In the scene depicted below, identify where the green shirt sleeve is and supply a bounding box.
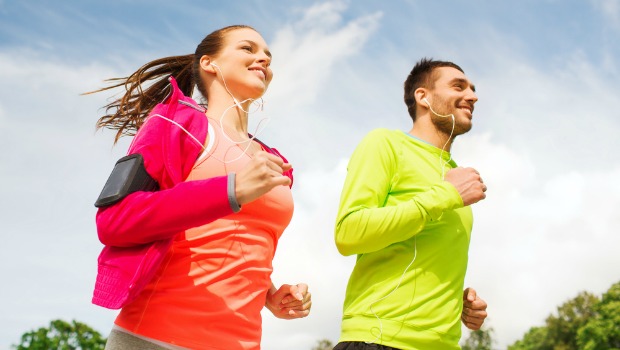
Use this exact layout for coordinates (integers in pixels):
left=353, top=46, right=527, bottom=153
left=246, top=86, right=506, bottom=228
left=334, top=129, right=463, bottom=256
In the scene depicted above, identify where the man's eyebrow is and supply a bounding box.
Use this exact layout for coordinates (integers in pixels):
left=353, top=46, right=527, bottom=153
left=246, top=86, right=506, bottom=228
left=239, top=40, right=272, bottom=58
left=451, top=77, right=476, bottom=92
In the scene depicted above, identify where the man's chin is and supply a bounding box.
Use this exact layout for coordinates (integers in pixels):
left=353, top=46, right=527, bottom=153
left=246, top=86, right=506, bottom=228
left=455, top=123, right=472, bottom=135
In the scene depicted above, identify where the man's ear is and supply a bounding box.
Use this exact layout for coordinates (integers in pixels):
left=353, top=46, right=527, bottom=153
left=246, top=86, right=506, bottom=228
left=415, top=88, right=428, bottom=107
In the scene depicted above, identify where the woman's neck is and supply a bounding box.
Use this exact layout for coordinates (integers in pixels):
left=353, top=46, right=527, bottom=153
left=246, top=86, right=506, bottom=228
left=205, top=85, right=261, bottom=138
left=207, top=100, right=250, bottom=138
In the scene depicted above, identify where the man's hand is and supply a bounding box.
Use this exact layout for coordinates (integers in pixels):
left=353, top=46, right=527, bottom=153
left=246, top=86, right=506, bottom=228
left=444, top=167, right=487, bottom=206
left=462, top=287, right=488, bottom=330
left=265, top=283, right=312, bottom=320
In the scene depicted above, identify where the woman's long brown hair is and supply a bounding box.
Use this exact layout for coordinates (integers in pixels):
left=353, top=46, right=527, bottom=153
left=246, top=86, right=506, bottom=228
left=86, top=25, right=254, bottom=144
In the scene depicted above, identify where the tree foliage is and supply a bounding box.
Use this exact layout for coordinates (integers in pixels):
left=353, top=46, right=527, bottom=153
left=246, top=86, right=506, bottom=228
left=462, top=327, right=494, bottom=350
left=509, top=327, right=550, bottom=350
left=508, top=281, right=620, bottom=350
left=545, top=291, right=599, bottom=349
left=577, top=281, right=620, bottom=350
left=12, top=319, right=106, bottom=350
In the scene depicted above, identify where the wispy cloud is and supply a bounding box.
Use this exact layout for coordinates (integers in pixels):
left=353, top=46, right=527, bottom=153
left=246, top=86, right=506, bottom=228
left=592, top=0, right=620, bottom=29
left=267, top=1, right=382, bottom=105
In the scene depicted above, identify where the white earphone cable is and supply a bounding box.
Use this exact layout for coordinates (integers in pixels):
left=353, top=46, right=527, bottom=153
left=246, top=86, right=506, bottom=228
left=424, top=98, right=455, bottom=179
left=209, top=62, right=271, bottom=163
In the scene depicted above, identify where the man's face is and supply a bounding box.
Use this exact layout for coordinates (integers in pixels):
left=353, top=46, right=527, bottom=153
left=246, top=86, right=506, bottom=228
left=428, top=67, right=478, bottom=136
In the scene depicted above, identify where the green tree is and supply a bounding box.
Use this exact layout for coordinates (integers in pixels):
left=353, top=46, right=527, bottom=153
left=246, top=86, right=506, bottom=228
left=508, top=327, right=553, bottom=350
left=508, top=326, right=550, bottom=350
left=577, top=281, right=620, bottom=350
left=312, top=339, right=334, bottom=350
left=462, top=327, right=494, bottom=350
left=507, top=291, right=599, bottom=350
left=12, top=319, right=106, bottom=350
left=508, top=282, right=620, bottom=350
left=544, top=291, right=599, bottom=350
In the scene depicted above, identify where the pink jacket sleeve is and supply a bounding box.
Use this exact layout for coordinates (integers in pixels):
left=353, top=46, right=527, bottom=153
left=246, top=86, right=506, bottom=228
left=96, top=176, right=232, bottom=247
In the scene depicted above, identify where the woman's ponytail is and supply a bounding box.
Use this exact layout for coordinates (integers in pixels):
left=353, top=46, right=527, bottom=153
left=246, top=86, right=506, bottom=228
left=87, top=54, right=194, bottom=144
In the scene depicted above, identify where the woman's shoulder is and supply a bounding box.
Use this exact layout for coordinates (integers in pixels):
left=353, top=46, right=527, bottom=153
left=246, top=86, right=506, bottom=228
left=133, top=96, right=207, bottom=147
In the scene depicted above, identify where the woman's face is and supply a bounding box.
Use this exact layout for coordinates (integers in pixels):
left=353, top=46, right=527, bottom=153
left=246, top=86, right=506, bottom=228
left=209, top=28, right=273, bottom=101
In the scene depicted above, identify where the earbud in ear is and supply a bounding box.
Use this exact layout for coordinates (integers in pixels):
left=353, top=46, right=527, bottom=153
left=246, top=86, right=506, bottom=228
left=422, top=97, right=430, bottom=107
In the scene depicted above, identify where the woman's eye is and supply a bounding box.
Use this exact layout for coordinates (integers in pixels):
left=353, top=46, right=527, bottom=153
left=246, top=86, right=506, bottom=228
left=242, top=46, right=253, bottom=52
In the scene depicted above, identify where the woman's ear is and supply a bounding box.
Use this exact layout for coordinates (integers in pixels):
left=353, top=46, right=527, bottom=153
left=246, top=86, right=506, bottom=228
left=200, top=55, right=216, bottom=74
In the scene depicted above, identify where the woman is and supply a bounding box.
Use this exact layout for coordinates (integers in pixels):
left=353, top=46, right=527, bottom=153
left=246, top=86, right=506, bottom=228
left=90, top=25, right=311, bottom=350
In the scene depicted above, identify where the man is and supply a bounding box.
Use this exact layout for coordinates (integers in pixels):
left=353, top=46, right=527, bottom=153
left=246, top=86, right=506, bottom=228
left=334, top=58, right=488, bottom=350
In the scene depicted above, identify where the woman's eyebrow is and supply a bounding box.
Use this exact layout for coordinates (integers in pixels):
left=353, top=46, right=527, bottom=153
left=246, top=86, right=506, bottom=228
left=238, top=40, right=272, bottom=58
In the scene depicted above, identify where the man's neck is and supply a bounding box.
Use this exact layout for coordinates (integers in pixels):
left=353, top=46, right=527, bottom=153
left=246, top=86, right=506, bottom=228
left=408, top=120, right=453, bottom=152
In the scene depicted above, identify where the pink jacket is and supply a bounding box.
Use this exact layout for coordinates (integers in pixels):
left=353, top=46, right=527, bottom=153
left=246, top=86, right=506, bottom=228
left=94, top=77, right=218, bottom=309
left=93, top=77, right=293, bottom=309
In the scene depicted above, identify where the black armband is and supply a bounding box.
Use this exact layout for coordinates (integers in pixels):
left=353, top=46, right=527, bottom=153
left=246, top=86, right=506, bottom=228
left=94, top=154, right=159, bottom=208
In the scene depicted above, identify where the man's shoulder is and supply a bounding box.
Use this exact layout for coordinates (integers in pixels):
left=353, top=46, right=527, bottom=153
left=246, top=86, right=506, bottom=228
left=350, top=129, right=405, bottom=161
left=363, top=128, right=403, bottom=140
left=358, top=128, right=406, bottom=148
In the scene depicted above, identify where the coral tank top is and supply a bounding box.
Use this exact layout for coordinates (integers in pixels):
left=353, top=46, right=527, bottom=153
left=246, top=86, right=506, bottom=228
left=115, top=119, right=294, bottom=350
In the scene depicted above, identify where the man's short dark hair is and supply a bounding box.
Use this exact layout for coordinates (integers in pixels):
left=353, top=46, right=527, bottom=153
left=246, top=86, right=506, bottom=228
left=403, top=58, right=464, bottom=121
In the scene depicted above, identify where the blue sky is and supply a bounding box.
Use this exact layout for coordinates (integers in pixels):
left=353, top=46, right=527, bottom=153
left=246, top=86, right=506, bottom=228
left=1, top=1, right=619, bottom=349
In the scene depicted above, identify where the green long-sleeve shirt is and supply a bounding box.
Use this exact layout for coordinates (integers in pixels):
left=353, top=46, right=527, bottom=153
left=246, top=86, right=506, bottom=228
left=335, top=128, right=473, bottom=350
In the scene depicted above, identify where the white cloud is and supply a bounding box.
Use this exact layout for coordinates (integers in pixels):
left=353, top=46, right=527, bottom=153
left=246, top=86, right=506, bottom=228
left=456, top=134, right=620, bottom=348
left=266, top=3, right=382, bottom=106
left=453, top=133, right=538, bottom=199
left=298, top=0, right=348, bottom=29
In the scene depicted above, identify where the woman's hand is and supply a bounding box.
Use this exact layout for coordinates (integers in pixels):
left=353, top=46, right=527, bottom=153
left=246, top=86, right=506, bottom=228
left=265, top=283, right=312, bottom=320
left=235, top=151, right=292, bottom=205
